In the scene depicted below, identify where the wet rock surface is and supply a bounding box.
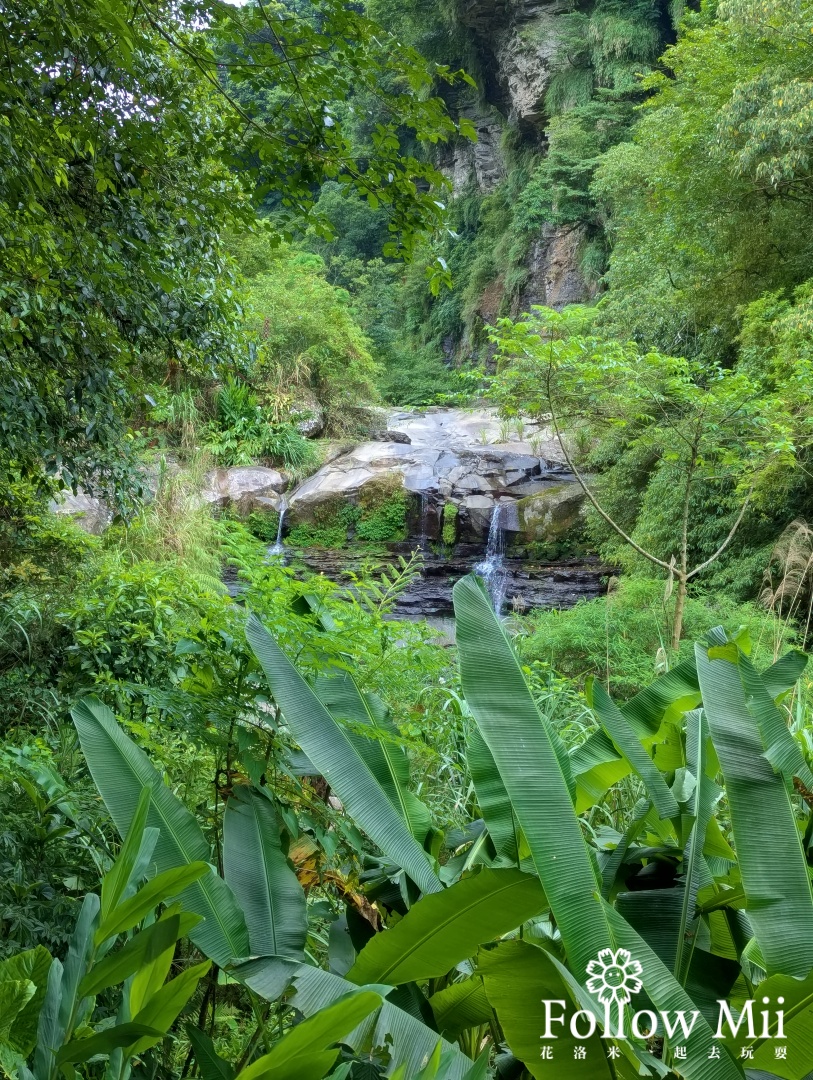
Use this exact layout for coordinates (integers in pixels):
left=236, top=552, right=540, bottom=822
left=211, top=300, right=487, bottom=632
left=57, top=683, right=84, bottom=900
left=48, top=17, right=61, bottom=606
left=224, top=546, right=609, bottom=621
left=285, top=406, right=583, bottom=543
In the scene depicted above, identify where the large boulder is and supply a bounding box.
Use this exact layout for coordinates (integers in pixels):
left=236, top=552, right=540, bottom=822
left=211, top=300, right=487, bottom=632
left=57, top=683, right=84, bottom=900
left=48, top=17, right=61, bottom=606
left=518, top=483, right=585, bottom=543
left=202, top=467, right=287, bottom=511
left=49, top=491, right=112, bottom=535
left=289, top=391, right=325, bottom=438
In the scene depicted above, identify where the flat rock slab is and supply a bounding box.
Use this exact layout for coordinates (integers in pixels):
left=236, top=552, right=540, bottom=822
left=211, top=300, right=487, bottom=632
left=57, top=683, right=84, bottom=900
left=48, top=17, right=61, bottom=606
left=287, top=407, right=574, bottom=536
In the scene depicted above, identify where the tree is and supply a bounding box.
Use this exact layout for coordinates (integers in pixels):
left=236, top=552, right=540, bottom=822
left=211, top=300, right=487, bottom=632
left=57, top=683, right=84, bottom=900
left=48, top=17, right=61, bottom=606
left=492, top=306, right=806, bottom=649
left=0, top=0, right=472, bottom=529
left=593, top=0, right=813, bottom=358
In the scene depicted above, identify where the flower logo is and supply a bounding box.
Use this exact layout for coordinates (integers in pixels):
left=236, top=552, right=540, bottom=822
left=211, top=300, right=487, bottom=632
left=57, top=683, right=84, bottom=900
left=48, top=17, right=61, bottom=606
left=586, top=949, right=643, bottom=1005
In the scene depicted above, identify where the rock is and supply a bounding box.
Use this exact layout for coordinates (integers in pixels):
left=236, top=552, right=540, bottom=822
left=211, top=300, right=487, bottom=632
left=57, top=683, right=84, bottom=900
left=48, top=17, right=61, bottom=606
left=518, top=482, right=585, bottom=542
left=371, top=429, right=411, bottom=444
left=285, top=407, right=579, bottom=543
left=202, top=466, right=287, bottom=511
left=49, top=491, right=112, bottom=534
left=516, top=224, right=597, bottom=315
left=289, top=392, right=325, bottom=438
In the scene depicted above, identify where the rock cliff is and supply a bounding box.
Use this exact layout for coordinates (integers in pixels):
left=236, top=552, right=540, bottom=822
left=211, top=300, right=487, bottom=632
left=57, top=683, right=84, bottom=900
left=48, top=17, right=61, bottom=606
left=437, top=0, right=596, bottom=332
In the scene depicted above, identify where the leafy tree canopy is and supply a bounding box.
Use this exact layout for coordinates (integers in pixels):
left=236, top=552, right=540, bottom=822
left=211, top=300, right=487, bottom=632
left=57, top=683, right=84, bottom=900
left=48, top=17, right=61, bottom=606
left=0, top=0, right=472, bottom=520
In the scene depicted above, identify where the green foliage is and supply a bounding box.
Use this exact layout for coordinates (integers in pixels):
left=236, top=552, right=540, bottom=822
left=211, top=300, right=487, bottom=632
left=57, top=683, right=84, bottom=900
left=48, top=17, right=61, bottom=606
left=356, top=480, right=408, bottom=543
left=493, top=305, right=813, bottom=637
left=240, top=245, right=381, bottom=426
left=517, top=577, right=786, bottom=699
left=205, top=377, right=318, bottom=471
left=442, top=503, right=459, bottom=546
left=594, top=0, right=813, bottom=357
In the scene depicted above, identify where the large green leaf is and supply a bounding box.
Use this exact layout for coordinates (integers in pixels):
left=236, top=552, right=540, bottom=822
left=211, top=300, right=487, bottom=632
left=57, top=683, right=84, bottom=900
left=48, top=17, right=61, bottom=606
left=347, top=867, right=547, bottom=986
left=429, top=978, right=492, bottom=1037
left=479, top=939, right=614, bottom=1079
left=466, top=726, right=519, bottom=862
left=236, top=990, right=382, bottom=1080
left=737, top=652, right=813, bottom=788
left=55, top=1024, right=166, bottom=1066
left=246, top=615, right=441, bottom=895
left=80, top=913, right=200, bottom=999
left=695, top=645, right=813, bottom=978
left=762, top=650, right=808, bottom=701
left=185, top=1025, right=235, bottom=1080
left=453, top=575, right=611, bottom=976
left=620, top=657, right=702, bottom=738
left=603, top=901, right=744, bottom=1080
left=100, top=787, right=152, bottom=922
left=236, top=957, right=473, bottom=1080
left=96, top=863, right=210, bottom=944
left=0, top=982, right=35, bottom=1045
left=223, top=786, right=307, bottom=960
left=738, top=968, right=813, bottom=1078
left=71, top=697, right=249, bottom=967
left=129, top=960, right=210, bottom=1054
left=315, top=674, right=431, bottom=842
left=589, top=680, right=679, bottom=820
left=0, top=946, right=52, bottom=1056
left=33, top=893, right=98, bottom=1080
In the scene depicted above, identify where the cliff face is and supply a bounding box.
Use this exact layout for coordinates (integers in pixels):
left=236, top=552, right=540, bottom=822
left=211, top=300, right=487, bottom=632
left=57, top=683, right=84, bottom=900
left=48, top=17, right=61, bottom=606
left=439, top=0, right=596, bottom=338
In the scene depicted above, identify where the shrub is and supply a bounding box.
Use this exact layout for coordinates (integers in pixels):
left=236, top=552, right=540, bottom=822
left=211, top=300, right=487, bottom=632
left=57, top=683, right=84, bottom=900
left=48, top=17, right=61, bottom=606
left=518, top=577, right=789, bottom=699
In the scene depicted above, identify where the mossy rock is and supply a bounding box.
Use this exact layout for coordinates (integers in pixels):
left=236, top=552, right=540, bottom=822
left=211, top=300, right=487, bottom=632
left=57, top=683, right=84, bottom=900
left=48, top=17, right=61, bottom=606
left=517, top=483, right=584, bottom=543
left=441, top=502, right=458, bottom=546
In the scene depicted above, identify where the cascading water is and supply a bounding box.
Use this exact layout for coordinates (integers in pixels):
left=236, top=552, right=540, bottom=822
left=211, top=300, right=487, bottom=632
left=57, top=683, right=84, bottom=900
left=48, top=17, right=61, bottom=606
left=475, top=502, right=507, bottom=614
left=269, top=498, right=287, bottom=556
left=418, top=492, right=429, bottom=552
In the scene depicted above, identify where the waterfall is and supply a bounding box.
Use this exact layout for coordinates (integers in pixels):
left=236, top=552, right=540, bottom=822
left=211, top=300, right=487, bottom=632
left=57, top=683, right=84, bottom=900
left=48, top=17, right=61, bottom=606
left=475, top=502, right=507, bottom=614
left=269, top=498, right=287, bottom=556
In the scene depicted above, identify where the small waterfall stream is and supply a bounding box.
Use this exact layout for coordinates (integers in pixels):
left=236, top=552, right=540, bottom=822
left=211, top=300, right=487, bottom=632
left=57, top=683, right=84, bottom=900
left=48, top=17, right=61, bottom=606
left=269, top=499, right=287, bottom=556
left=418, top=492, right=429, bottom=553
left=475, top=502, right=508, bottom=614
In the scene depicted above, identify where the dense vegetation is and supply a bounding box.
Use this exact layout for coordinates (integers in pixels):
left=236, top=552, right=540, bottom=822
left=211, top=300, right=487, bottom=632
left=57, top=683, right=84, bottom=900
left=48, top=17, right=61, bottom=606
left=4, top=0, right=813, bottom=1078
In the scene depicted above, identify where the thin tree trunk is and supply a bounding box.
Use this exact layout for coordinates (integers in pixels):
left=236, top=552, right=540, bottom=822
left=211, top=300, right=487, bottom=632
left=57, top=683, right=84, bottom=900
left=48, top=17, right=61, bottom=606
left=672, top=573, right=687, bottom=652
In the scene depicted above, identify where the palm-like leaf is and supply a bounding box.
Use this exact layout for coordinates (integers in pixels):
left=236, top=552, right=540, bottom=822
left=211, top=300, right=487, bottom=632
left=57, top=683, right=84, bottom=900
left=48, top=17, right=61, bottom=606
left=453, top=575, right=611, bottom=976
left=696, top=644, right=813, bottom=978
left=223, top=786, right=307, bottom=960
left=236, top=957, right=473, bottom=1080
left=347, top=867, right=547, bottom=986
left=71, top=698, right=249, bottom=967
left=245, top=615, right=441, bottom=895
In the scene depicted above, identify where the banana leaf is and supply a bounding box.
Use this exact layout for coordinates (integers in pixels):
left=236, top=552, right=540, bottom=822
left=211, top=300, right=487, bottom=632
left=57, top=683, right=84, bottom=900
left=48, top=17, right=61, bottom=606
left=246, top=615, right=441, bottom=895
left=736, top=653, right=813, bottom=788
left=466, top=725, right=520, bottom=863
left=71, top=697, right=249, bottom=967
left=478, top=939, right=614, bottom=1079
left=347, top=867, right=547, bottom=986
left=314, top=673, right=431, bottom=842
left=234, top=990, right=382, bottom=1080
left=695, top=645, right=813, bottom=978
left=604, top=901, right=743, bottom=1079
left=223, top=786, right=307, bottom=960
left=453, top=575, right=611, bottom=976
left=737, top=968, right=813, bottom=1078
left=236, top=956, right=473, bottom=1080
left=428, top=978, right=492, bottom=1037
left=588, top=680, right=679, bottom=820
